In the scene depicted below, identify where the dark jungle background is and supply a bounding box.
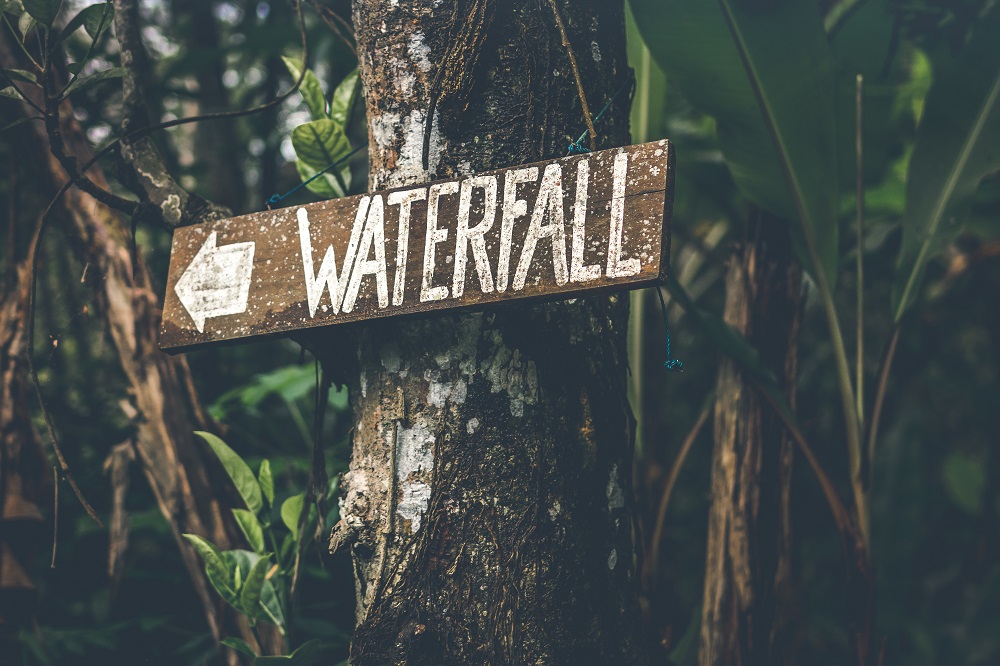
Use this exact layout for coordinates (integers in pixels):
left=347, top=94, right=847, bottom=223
left=0, top=0, right=998, bottom=664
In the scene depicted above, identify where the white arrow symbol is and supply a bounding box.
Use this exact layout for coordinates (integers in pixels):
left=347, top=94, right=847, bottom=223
left=175, top=232, right=255, bottom=333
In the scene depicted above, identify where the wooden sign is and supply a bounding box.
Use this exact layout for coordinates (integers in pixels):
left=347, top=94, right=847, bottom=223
left=159, top=140, right=674, bottom=352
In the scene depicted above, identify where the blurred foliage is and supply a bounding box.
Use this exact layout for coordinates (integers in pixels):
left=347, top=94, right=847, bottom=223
left=0, top=1, right=997, bottom=665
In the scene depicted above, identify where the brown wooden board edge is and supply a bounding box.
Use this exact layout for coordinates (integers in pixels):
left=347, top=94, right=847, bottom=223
left=159, top=140, right=675, bottom=355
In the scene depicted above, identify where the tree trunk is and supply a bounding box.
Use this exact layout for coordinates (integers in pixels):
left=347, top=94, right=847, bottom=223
left=699, top=211, right=801, bottom=666
left=327, top=1, right=649, bottom=663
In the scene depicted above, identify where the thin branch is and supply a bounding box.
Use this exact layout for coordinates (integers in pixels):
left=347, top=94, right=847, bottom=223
left=26, top=187, right=103, bottom=528
left=547, top=0, right=596, bottom=150
left=307, top=0, right=356, bottom=55
left=648, top=400, right=712, bottom=579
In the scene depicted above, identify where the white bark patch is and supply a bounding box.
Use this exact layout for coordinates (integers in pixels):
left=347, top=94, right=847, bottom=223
left=590, top=41, right=602, bottom=62
left=548, top=500, right=561, bottom=521
left=408, top=31, right=433, bottom=73
left=466, top=417, right=480, bottom=434
left=606, top=464, right=625, bottom=511
left=396, top=421, right=436, bottom=531
left=370, top=108, right=446, bottom=188
left=424, top=368, right=468, bottom=407
left=607, top=548, right=618, bottom=570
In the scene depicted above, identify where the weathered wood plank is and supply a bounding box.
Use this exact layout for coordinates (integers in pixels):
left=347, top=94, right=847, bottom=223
left=159, top=139, right=674, bottom=352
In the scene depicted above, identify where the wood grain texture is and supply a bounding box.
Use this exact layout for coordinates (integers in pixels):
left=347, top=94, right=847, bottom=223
left=160, top=140, right=673, bottom=352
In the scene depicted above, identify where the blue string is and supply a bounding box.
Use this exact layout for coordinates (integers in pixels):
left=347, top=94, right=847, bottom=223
left=656, top=287, right=684, bottom=373
left=266, top=141, right=368, bottom=209
left=566, top=79, right=632, bottom=156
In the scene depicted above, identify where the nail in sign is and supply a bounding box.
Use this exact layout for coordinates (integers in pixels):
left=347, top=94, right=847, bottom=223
left=160, top=140, right=674, bottom=352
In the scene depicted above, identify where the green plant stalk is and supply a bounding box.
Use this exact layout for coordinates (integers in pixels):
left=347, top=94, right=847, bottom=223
left=855, top=73, right=865, bottom=427
left=717, top=0, right=868, bottom=549
left=893, top=69, right=1000, bottom=323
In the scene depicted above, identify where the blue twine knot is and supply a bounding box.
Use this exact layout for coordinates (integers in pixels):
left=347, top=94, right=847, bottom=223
left=656, top=287, right=684, bottom=373
left=567, top=141, right=591, bottom=155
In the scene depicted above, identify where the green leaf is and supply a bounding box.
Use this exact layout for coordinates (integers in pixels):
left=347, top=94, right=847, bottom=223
left=183, top=534, right=238, bottom=605
left=22, top=0, right=58, bottom=26
left=292, top=119, right=352, bottom=198
left=892, top=8, right=1000, bottom=322
left=0, top=86, right=24, bottom=100
left=1, top=1, right=22, bottom=16
left=221, top=637, right=258, bottom=659
left=943, top=452, right=986, bottom=514
left=258, top=459, right=274, bottom=508
left=83, top=2, right=112, bottom=39
left=329, top=69, right=359, bottom=126
left=233, top=508, right=266, bottom=554
left=60, top=67, right=124, bottom=98
left=2, top=68, right=37, bottom=84
left=17, top=10, right=34, bottom=36
left=281, top=493, right=305, bottom=539
left=223, top=550, right=284, bottom=630
left=195, top=431, right=263, bottom=514
left=1, top=116, right=36, bottom=131
left=57, top=2, right=112, bottom=44
left=239, top=556, right=271, bottom=617
left=281, top=55, right=327, bottom=121
left=631, top=0, right=840, bottom=284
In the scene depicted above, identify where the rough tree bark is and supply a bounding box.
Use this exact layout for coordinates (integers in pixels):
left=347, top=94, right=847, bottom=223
left=325, top=2, right=649, bottom=664
left=699, top=212, right=801, bottom=666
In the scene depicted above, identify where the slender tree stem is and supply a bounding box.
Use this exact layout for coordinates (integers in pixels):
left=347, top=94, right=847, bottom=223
left=865, top=326, right=900, bottom=483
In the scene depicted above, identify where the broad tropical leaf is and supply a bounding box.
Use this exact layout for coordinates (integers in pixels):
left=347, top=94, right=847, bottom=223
left=329, top=69, right=359, bottom=126
left=183, top=534, right=238, bottom=605
left=22, top=0, right=58, bottom=26
left=195, top=431, right=263, bottom=514
left=630, top=0, right=840, bottom=283
left=292, top=119, right=352, bottom=198
left=233, top=508, right=266, bottom=554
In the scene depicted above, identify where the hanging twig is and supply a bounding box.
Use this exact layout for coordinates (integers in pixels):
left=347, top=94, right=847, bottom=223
left=864, top=326, right=900, bottom=488
left=547, top=0, right=596, bottom=150
left=306, top=0, right=356, bottom=55
left=855, top=73, right=865, bottom=426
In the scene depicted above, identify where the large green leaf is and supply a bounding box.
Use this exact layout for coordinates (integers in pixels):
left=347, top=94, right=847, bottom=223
left=233, top=508, right=266, bottom=554
left=56, top=2, right=112, bottom=44
left=239, top=556, right=271, bottom=617
left=194, top=431, right=263, bottom=514
left=183, top=534, right=238, bottom=605
left=281, top=56, right=327, bottom=121
left=892, top=8, right=1000, bottom=322
left=22, top=0, right=58, bottom=26
left=629, top=0, right=840, bottom=283
left=292, top=119, right=352, bottom=198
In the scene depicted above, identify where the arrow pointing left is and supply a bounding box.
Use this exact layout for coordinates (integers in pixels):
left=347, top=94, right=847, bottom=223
left=175, top=232, right=255, bottom=333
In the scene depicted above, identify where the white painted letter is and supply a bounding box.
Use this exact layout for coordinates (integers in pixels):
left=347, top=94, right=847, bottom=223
left=607, top=152, right=641, bottom=278
left=570, top=158, right=600, bottom=282
left=343, top=195, right=390, bottom=313
left=421, top=181, right=458, bottom=302
left=514, top=163, right=568, bottom=291
left=453, top=175, right=498, bottom=298
left=298, top=200, right=368, bottom=317
left=496, top=167, right=538, bottom=292
left=387, top=188, right=427, bottom=306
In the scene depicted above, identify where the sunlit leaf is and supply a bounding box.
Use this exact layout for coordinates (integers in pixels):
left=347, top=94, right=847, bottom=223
left=292, top=119, right=352, bottom=198
left=329, top=69, right=359, bottom=126
left=281, top=55, right=327, bottom=121
left=240, top=556, right=271, bottom=618
left=233, top=508, right=266, bottom=554
left=2, top=67, right=37, bottom=83
left=194, top=431, right=263, bottom=514
left=0, top=86, right=24, bottom=101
